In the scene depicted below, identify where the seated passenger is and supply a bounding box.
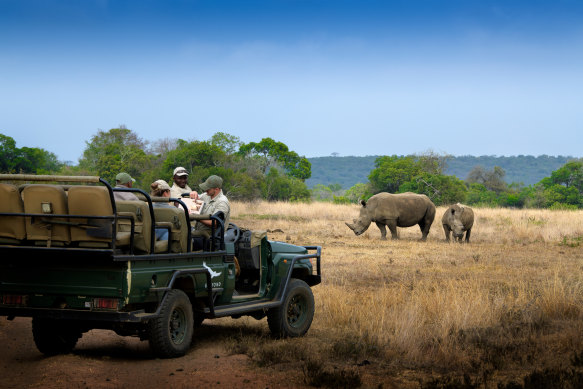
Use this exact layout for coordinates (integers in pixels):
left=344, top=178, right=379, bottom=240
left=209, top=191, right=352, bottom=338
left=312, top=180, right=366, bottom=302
left=150, top=180, right=173, bottom=241
left=114, top=172, right=139, bottom=201
left=191, top=175, right=230, bottom=239
left=170, top=167, right=192, bottom=199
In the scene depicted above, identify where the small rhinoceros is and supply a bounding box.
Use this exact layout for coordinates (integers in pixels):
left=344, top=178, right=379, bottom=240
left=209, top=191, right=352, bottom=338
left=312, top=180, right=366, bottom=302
left=441, top=203, right=474, bottom=243
left=345, top=192, right=436, bottom=241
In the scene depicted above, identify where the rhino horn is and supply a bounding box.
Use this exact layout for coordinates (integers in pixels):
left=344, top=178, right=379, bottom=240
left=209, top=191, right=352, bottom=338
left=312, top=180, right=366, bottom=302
left=345, top=222, right=355, bottom=231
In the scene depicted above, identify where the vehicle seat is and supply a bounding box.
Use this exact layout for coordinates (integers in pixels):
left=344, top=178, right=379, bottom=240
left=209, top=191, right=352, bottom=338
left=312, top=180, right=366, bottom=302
left=68, top=186, right=123, bottom=248
left=22, top=185, right=71, bottom=246
left=153, top=206, right=188, bottom=253
left=115, top=200, right=153, bottom=254
left=237, top=230, right=266, bottom=269
left=0, top=183, right=26, bottom=244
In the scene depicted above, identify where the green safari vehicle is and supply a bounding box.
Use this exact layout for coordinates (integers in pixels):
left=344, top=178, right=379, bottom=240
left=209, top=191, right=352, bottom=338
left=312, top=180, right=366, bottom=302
left=0, top=174, right=321, bottom=358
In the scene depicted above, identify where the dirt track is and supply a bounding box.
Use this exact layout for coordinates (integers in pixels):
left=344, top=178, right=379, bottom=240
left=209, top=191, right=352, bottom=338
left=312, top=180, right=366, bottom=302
left=0, top=317, right=307, bottom=389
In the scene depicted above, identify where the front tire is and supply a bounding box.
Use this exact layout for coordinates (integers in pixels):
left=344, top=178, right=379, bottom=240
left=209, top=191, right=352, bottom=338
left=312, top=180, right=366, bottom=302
left=148, top=289, right=194, bottom=358
left=32, top=318, right=81, bottom=356
left=268, top=278, right=315, bottom=338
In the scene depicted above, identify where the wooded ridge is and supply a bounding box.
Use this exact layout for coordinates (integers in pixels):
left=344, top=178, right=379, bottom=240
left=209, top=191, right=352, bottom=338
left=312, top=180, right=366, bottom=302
left=306, top=155, right=574, bottom=189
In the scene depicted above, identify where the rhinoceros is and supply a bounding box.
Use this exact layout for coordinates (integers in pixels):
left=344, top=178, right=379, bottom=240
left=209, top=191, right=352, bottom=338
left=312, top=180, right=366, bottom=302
left=441, top=203, right=474, bottom=243
left=345, top=192, right=436, bottom=241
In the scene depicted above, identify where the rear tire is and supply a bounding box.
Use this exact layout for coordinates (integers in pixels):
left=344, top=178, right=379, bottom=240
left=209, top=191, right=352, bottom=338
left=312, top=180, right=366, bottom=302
left=32, top=318, right=81, bottom=356
left=268, top=278, right=314, bottom=338
left=148, top=289, right=194, bottom=358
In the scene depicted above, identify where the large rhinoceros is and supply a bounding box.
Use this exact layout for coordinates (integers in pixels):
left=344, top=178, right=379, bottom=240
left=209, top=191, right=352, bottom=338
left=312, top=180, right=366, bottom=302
left=345, top=192, right=436, bottom=241
left=441, top=203, right=474, bottom=243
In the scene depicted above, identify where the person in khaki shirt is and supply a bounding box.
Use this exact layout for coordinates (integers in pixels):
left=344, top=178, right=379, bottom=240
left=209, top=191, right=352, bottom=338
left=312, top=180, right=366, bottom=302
left=170, top=167, right=192, bottom=198
left=191, top=175, right=230, bottom=238
left=113, top=172, right=139, bottom=201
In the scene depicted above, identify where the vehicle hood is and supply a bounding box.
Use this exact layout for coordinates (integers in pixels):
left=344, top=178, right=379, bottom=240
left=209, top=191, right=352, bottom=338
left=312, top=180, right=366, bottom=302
left=268, top=241, right=307, bottom=255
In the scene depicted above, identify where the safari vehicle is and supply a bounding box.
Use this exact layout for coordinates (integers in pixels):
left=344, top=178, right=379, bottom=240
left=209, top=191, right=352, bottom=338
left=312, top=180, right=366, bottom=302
left=0, top=174, right=321, bottom=358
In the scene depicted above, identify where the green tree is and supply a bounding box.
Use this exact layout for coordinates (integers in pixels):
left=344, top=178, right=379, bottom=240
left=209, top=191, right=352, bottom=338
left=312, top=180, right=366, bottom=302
left=368, top=155, right=420, bottom=193
left=78, top=128, right=150, bottom=186
left=466, top=183, right=499, bottom=206
left=345, top=183, right=371, bottom=202
left=399, top=173, right=467, bottom=205
left=18, top=147, right=61, bottom=174
left=210, top=132, right=242, bottom=155
left=0, top=134, right=18, bottom=172
left=0, top=133, right=62, bottom=174
left=238, top=137, right=311, bottom=180
left=262, top=169, right=310, bottom=201
left=546, top=160, right=583, bottom=193
left=525, top=161, right=583, bottom=209
left=162, top=139, right=225, bottom=178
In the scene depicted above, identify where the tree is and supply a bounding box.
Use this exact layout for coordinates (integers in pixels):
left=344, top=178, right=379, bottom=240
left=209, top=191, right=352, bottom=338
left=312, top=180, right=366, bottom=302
left=345, top=183, right=371, bottom=202
left=466, top=183, right=499, bottom=206
left=210, top=132, right=242, bottom=155
left=19, top=147, right=61, bottom=174
left=415, top=150, right=451, bottom=175
left=399, top=173, right=467, bottom=205
left=149, top=138, right=178, bottom=156
left=0, top=134, right=18, bottom=172
left=162, top=139, right=225, bottom=178
left=0, top=133, right=62, bottom=174
left=467, top=165, right=507, bottom=193
left=368, top=155, right=420, bottom=193
left=78, top=128, right=150, bottom=186
left=262, top=168, right=310, bottom=201
left=238, top=137, right=311, bottom=180
left=546, top=160, right=583, bottom=193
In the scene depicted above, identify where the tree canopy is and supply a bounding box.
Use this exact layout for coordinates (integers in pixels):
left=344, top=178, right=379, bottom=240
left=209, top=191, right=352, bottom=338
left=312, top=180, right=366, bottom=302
left=75, top=129, right=311, bottom=202
left=3, top=128, right=583, bottom=208
left=0, top=134, right=62, bottom=174
left=238, top=137, right=311, bottom=180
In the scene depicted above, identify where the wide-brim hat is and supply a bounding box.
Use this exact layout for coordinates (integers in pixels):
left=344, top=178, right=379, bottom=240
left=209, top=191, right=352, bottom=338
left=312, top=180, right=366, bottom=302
left=199, top=175, right=223, bottom=191
left=154, top=179, right=171, bottom=191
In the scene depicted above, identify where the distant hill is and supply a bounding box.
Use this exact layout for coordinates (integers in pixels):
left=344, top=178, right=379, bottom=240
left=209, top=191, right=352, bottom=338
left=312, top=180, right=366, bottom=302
left=306, top=155, right=576, bottom=189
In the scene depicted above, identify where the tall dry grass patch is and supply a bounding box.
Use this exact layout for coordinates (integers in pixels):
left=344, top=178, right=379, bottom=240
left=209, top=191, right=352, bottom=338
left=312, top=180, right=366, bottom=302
left=233, top=201, right=583, bottom=244
left=228, top=201, right=583, bottom=383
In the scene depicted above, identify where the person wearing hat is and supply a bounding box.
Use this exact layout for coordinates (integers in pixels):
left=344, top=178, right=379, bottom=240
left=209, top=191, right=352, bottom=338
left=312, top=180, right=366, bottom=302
left=192, top=175, right=230, bottom=238
left=113, top=172, right=139, bottom=201
left=150, top=179, right=173, bottom=241
left=170, top=167, right=192, bottom=199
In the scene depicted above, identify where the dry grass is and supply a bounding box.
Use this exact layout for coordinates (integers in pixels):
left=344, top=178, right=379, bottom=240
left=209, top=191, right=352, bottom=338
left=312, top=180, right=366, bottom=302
left=221, top=201, right=583, bottom=387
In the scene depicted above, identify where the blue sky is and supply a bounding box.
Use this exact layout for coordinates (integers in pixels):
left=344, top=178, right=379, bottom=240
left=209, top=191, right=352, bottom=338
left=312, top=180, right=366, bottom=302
left=1, top=0, right=582, bottom=164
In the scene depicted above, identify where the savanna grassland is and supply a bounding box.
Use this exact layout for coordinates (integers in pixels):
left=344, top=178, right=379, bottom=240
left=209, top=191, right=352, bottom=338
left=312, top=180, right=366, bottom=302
left=224, top=201, right=583, bottom=388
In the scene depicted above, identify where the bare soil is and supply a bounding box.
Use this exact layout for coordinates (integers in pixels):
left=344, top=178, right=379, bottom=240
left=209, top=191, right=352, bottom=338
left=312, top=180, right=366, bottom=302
left=0, top=317, right=310, bottom=389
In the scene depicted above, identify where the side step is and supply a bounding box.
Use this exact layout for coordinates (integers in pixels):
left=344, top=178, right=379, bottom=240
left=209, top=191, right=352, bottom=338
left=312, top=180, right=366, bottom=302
left=203, top=297, right=281, bottom=318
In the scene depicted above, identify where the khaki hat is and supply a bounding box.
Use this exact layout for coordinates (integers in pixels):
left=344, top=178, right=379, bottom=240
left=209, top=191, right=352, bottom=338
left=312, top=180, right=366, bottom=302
left=173, top=167, right=189, bottom=177
left=199, top=175, right=223, bottom=191
left=154, top=179, right=171, bottom=191
left=116, top=172, right=135, bottom=184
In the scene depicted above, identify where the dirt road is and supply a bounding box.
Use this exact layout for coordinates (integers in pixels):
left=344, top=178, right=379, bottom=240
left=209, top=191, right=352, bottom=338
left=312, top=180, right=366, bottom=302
left=0, top=317, right=306, bottom=389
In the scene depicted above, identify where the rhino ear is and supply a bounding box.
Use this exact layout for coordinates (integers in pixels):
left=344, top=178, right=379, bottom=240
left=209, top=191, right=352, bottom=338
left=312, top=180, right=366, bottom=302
left=360, top=199, right=367, bottom=207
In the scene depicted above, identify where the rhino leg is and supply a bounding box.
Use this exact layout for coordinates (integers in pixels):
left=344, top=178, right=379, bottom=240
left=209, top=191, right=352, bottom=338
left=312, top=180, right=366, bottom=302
left=418, top=220, right=432, bottom=241
left=375, top=222, right=387, bottom=240
left=464, top=228, right=472, bottom=243
left=443, top=224, right=451, bottom=242
left=386, top=220, right=398, bottom=240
